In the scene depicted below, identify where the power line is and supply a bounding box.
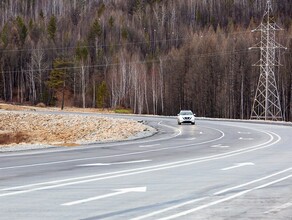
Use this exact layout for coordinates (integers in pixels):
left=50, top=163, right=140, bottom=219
left=0, top=49, right=251, bottom=74
left=0, top=30, right=261, bottom=53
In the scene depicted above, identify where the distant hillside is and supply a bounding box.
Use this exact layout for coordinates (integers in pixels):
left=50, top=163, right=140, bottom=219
left=0, top=0, right=291, bottom=120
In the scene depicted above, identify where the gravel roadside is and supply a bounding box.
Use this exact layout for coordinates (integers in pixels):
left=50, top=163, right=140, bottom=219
left=0, top=111, right=155, bottom=152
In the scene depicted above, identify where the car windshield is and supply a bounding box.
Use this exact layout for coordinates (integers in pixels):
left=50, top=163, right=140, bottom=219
left=180, top=111, right=193, bottom=115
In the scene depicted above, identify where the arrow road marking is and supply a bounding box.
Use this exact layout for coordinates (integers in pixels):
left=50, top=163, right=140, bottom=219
left=221, top=162, right=255, bottom=171
left=77, top=160, right=151, bottom=167
left=61, top=187, right=147, bottom=206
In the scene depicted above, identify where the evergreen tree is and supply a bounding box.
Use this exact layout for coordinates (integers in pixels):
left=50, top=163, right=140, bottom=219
left=47, top=59, right=73, bottom=110
left=47, top=16, right=57, bottom=41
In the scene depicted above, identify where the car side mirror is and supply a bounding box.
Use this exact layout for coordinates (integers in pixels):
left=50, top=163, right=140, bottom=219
left=194, top=114, right=196, bottom=116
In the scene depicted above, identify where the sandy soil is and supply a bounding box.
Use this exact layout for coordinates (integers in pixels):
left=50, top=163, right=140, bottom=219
left=0, top=104, right=152, bottom=147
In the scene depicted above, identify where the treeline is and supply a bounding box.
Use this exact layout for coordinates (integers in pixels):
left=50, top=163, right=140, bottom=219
left=0, top=0, right=291, bottom=120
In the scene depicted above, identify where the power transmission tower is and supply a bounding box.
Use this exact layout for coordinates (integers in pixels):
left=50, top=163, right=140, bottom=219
left=250, top=0, right=287, bottom=121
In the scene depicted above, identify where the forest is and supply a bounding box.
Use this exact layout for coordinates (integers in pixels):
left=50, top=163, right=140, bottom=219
left=0, top=0, right=291, bottom=121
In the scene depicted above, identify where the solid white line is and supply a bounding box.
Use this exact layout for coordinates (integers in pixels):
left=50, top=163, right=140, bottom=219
left=158, top=190, right=250, bottom=220
left=255, top=174, right=292, bottom=190
left=214, top=167, right=292, bottom=195
left=158, top=174, right=292, bottom=220
left=130, top=197, right=207, bottom=220
left=0, top=130, right=278, bottom=198
left=0, top=125, right=221, bottom=171
left=0, top=128, right=278, bottom=197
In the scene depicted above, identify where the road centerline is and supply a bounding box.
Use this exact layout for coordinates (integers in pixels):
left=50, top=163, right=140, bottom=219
left=0, top=129, right=279, bottom=198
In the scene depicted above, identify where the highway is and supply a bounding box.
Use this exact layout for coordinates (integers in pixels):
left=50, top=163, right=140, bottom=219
left=0, top=114, right=291, bottom=220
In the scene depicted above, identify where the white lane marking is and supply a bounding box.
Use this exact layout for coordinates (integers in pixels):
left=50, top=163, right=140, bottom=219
left=210, top=144, right=230, bottom=148
left=264, top=202, right=292, bottom=214
left=130, top=197, right=207, bottom=220
left=187, top=138, right=197, bottom=141
left=238, top=131, right=251, bottom=134
left=139, top=144, right=160, bottom=148
left=0, top=128, right=281, bottom=197
left=62, top=187, right=147, bottom=206
left=77, top=160, right=151, bottom=167
left=239, top=137, right=254, bottom=140
left=0, top=130, right=279, bottom=198
left=221, top=162, right=255, bottom=171
left=157, top=174, right=292, bottom=220
left=199, top=132, right=203, bottom=134
left=0, top=126, right=223, bottom=171
left=214, top=167, right=292, bottom=195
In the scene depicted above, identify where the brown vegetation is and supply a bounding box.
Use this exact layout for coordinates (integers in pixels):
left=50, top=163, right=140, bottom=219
left=0, top=132, right=29, bottom=145
left=0, top=110, right=150, bottom=146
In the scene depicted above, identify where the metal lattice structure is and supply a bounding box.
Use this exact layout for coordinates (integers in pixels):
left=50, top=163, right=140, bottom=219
left=250, top=0, right=286, bottom=121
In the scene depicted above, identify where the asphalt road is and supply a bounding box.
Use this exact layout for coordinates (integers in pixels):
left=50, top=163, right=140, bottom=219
left=0, top=114, right=291, bottom=220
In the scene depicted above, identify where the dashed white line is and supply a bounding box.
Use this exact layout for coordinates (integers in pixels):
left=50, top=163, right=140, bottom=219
left=239, top=137, right=254, bottom=140
left=0, top=125, right=222, bottom=171
left=210, top=144, right=230, bottom=148
left=221, top=162, right=255, bottom=171
left=0, top=129, right=279, bottom=198
left=238, top=131, right=251, bottom=134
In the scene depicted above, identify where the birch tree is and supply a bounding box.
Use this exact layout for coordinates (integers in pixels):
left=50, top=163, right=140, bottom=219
left=76, top=44, right=88, bottom=108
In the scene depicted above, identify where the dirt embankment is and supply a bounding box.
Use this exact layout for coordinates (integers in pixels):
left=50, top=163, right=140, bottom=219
left=0, top=104, right=152, bottom=147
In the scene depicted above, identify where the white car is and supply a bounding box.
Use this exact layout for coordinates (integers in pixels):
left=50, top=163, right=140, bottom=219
left=177, top=110, right=196, bottom=125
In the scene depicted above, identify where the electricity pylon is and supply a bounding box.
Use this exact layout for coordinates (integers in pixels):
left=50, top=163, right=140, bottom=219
left=250, top=0, right=287, bottom=121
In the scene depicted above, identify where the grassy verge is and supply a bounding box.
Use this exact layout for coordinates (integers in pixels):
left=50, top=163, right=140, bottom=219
left=114, top=108, right=133, bottom=114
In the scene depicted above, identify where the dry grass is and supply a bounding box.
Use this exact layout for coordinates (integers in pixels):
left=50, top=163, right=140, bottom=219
left=0, top=103, right=148, bottom=147
left=0, top=132, right=30, bottom=145
left=0, top=103, right=114, bottom=113
left=0, top=103, right=29, bottom=111
left=0, top=110, right=149, bottom=147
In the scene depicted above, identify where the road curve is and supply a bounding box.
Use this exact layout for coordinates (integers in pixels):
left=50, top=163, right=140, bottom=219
left=0, top=114, right=291, bottom=220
